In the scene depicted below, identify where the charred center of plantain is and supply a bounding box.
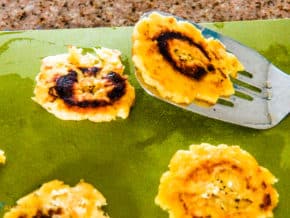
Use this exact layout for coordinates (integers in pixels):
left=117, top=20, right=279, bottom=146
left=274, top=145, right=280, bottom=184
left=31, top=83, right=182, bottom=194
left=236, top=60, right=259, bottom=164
left=156, top=32, right=215, bottom=80
left=50, top=69, right=126, bottom=108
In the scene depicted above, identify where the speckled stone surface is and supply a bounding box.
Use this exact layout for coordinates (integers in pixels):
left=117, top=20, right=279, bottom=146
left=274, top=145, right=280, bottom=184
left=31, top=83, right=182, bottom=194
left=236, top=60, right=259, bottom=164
left=0, top=0, right=289, bottom=30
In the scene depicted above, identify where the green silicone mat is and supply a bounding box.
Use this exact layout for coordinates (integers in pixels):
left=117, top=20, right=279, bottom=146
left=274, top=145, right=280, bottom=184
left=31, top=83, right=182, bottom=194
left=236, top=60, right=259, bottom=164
left=0, top=18, right=289, bottom=217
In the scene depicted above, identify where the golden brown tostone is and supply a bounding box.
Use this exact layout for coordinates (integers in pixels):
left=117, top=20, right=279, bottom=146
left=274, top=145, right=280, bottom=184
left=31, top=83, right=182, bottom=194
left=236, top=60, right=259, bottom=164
left=155, top=143, right=279, bottom=218
left=32, top=46, right=135, bottom=122
left=132, top=12, right=244, bottom=105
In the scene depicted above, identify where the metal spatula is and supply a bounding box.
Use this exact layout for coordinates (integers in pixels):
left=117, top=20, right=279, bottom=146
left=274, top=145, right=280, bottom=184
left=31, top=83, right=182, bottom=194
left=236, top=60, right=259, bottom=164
left=135, top=12, right=290, bottom=129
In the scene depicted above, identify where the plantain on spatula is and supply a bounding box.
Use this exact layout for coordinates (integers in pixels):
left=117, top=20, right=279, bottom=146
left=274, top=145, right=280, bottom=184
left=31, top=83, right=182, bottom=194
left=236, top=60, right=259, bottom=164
left=133, top=11, right=290, bottom=130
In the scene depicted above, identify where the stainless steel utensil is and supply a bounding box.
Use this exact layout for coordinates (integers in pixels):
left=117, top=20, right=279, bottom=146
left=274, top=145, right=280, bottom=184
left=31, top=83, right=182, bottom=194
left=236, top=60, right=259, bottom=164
left=135, top=12, right=290, bottom=129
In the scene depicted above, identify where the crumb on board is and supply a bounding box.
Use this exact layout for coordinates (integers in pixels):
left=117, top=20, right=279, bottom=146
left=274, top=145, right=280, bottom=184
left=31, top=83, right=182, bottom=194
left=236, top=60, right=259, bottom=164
left=0, top=149, right=6, bottom=164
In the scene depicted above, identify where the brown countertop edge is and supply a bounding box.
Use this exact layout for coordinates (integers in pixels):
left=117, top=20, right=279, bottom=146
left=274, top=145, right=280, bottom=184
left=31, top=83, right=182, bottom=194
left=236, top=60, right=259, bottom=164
left=0, top=0, right=289, bottom=31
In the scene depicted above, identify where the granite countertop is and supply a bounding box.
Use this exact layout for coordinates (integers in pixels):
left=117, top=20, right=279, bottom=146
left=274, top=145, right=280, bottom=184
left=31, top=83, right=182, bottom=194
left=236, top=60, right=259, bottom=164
left=0, top=0, right=289, bottom=30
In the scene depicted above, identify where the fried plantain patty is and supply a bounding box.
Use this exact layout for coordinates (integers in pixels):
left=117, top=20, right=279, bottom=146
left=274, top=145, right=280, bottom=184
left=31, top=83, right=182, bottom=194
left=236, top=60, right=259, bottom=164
left=4, top=180, right=110, bottom=218
left=33, top=46, right=135, bottom=122
left=155, top=143, right=279, bottom=218
left=132, top=12, right=244, bottom=105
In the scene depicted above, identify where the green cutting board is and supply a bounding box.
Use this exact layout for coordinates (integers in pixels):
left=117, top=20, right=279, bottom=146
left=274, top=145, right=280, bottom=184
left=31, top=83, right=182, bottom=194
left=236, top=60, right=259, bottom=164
left=0, top=19, right=289, bottom=217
